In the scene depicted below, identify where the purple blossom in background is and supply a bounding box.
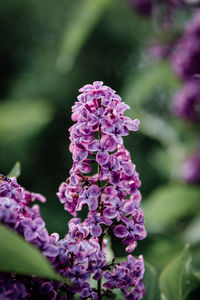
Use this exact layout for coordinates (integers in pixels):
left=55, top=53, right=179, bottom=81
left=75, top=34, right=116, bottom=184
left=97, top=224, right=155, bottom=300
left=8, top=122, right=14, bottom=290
left=129, top=0, right=152, bottom=15
left=172, top=80, right=200, bottom=122
left=172, top=10, right=200, bottom=81
left=149, top=42, right=174, bottom=60
left=182, top=150, right=200, bottom=184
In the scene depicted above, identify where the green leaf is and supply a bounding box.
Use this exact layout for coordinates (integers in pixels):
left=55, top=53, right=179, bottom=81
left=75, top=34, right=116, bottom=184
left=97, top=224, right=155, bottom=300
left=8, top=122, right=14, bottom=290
left=105, top=236, right=114, bottom=263
left=143, top=184, right=200, bottom=233
left=132, top=109, right=178, bottom=146
left=122, top=61, right=180, bottom=107
left=181, top=216, right=200, bottom=245
left=0, top=224, right=63, bottom=282
left=56, top=0, right=113, bottom=73
left=159, top=245, right=195, bottom=300
left=145, top=237, right=184, bottom=272
left=143, top=261, right=160, bottom=300
left=0, top=99, right=54, bottom=143
left=7, top=161, right=21, bottom=178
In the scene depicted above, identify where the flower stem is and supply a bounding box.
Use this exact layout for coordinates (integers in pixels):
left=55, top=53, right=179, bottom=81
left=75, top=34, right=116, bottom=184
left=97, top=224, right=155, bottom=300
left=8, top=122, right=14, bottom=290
left=98, top=235, right=103, bottom=300
left=97, top=125, right=103, bottom=299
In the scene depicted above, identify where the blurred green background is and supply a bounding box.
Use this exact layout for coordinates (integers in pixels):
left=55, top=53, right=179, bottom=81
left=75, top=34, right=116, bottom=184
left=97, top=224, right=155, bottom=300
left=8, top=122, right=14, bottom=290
left=0, top=1, right=200, bottom=297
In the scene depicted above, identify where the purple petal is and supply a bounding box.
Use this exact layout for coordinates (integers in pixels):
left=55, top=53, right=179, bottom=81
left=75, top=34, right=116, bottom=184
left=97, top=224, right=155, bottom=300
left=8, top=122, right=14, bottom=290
left=104, top=186, right=117, bottom=196
left=74, top=150, right=88, bottom=162
left=88, top=185, right=101, bottom=197
left=99, top=167, right=109, bottom=180
left=103, top=270, right=113, bottom=281
left=121, top=161, right=135, bottom=176
left=24, top=229, right=37, bottom=241
left=101, top=135, right=116, bottom=152
left=43, top=245, right=58, bottom=257
left=110, top=171, right=120, bottom=185
left=96, top=150, right=109, bottom=165
left=38, top=229, right=49, bottom=242
left=126, top=118, right=140, bottom=131
left=103, top=207, right=119, bottom=219
left=88, top=140, right=100, bottom=151
left=123, top=202, right=135, bottom=214
left=123, top=234, right=135, bottom=245
left=114, top=134, right=123, bottom=144
left=93, top=81, right=103, bottom=89
left=87, top=197, right=98, bottom=211
left=79, top=123, right=91, bottom=135
left=115, top=267, right=125, bottom=279
left=125, top=242, right=137, bottom=253
left=91, top=224, right=102, bottom=237
left=101, top=216, right=113, bottom=226
left=103, top=281, right=115, bottom=289
left=89, top=114, right=98, bottom=125
left=113, top=225, right=128, bottom=238
left=81, top=107, right=88, bottom=119
left=79, top=162, right=92, bottom=173
left=101, top=96, right=111, bottom=106
left=33, top=218, right=45, bottom=230
left=103, top=126, right=113, bottom=135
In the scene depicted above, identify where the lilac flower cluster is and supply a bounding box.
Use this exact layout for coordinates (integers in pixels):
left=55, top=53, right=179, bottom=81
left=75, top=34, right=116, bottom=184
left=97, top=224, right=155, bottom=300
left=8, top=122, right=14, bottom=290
left=0, top=175, right=62, bottom=299
left=0, top=82, right=146, bottom=299
left=0, top=175, right=58, bottom=258
left=172, top=11, right=200, bottom=82
left=140, top=5, right=200, bottom=184
left=172, top=80, right=200, bottom=122
left=171, top=11, right=200, bottom=122
left=57, top=81, right=146, bottom=299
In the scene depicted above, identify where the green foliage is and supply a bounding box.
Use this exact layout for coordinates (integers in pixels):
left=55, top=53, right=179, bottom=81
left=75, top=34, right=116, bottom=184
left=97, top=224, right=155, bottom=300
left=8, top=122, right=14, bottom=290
left=0, top=99, right=54, bottom=143
left=0, top=224, right=63, bottom=282
left=145, top=236, right=184, bottom=271
left=143, top=261, right=160, bottom=300
left=143, top=184, right=200, bottom=232
left=7, top=161, right=21, bottom=178
left=159, top=245, right=199, bottom=300
left=122, top=62, right=180, bottom=107
left=56, top=0, right=113, bottom=73
left=182, top=216, right=200, bottom=245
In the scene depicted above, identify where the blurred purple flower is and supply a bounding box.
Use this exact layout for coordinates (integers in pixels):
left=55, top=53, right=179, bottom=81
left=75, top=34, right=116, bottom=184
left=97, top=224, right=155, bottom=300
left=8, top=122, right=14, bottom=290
left=172, top=80, right=200, bottom=122
left=172, top=10, right=200, bottom=81
left=129, top=0, right=152, bottom=15
left=182, top=150, right=200, bottom=184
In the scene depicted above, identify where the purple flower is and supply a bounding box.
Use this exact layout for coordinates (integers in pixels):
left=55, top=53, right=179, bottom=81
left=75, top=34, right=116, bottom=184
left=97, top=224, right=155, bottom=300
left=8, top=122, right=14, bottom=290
left=114, top=217, right=146, bottom=253
left=103, top=197, right=124, bottom=220
left=100, top=155, right=120, bottom=184
left=103, top=119, right=129, bottom=144
left=21, top=217, right=46, bottom=241
left=172, top=11, right=200, bottom=81
left=81, top=283, right=98, bottom=300
left=172, top=80, right=200, bottom=122
left=129, top=0, right=152, bottom=15
left=77, top=185, right=101, bottom=211
left=69, top=265, right=91, bottom=284
left=103, top=266, right=126, bottom=289
left=88, top=135, right=117, bottom=165
left=85, top=212, right=112, bottom=237
left=182, top=150, right=200, bottom=184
